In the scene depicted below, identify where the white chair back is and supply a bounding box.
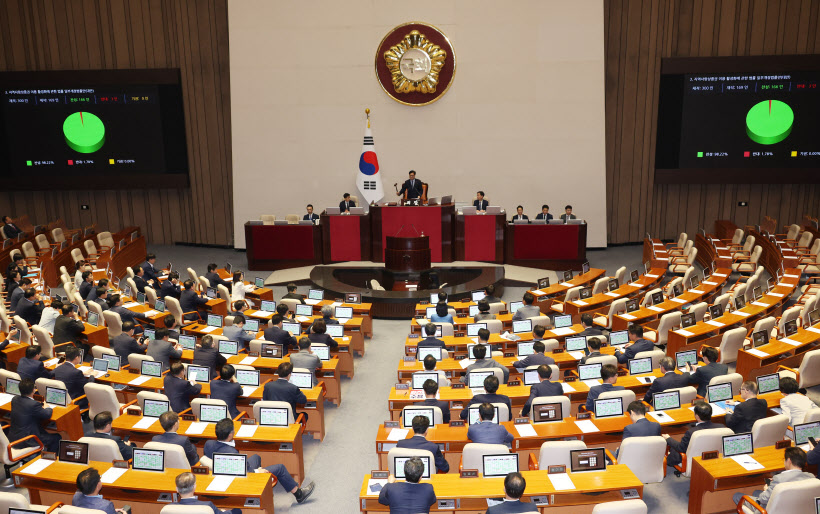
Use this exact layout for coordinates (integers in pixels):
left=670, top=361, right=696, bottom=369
left=666, top=386, right=698, bottom=405
left=681, top=427, right=734, bottom=477
left=717, top=327, right=747, bottom=364
left=78, top=436, right=123, bottom=461
left=252, top=401, right=296, bottom=425
left=617, top=436, right=667, bottom=483
left=128, top=353, right=154, bottom=370
left=84, top=383, right=122, bottom=420
left=103, top=310, right=123, bottom=338
left=144, top=441, right=192, bottom=469
left=401, top=406, right=443, bottom=427
left=160, top=505, right=215, bottom=514
left=750, top=414, right=789, bottom=448
left=462, top=443, right=509, bottom=472
left=597, top=390, right=636, bottom=414
left=752, top=478, right=820, bottom=513
left=707, top=373, right=743, bottom=398
left=386, top=447, right=435, bottom=476
left=91, top=346, right=117, bottom=359
left=31, top=325, right=56, bottom=358
left=536, top=440, right=586, bottom=469
left=13, top=316, right=32, bottom=344
left=634, top=349, right=665, bottom=369
left=530, top=396, right=570, bottom=421
left=591, top=500, right=648, bottom=514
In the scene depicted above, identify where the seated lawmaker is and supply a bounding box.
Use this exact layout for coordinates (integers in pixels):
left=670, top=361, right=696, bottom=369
left=78, top=271, right=94, bottom=299
left=303, top=204, right=320, bottom=222
left=460, top=374, right=511, bottom=421
left=467, top=402, right=514, bottom=444
left=420, top=378, right=450, bottom=423
left=88, top=411, right=136, bottom=460
left=512, top=292, right=540, bottom=320
left=580, top=336, right=604, bottom=364
left=578, top=313, right=604, bottom=338
left=16, top=288, right=44, bottom=326
left=725, top=380, right=767, bottom=434
left=174, top=472, right=241, bottom=514
left=684, top=346, right=728, bottom=397
left=141, top=253, right=162, bottom=283
left=111, top=321, right=147, bottom=363
left=10, top=378, right=61, bottom=452
left=418, top=323, right=446, bottom=349
left=643, top=356, right=689, bottom=403
left=2, top=215, right=22, bottom=239
left=429, top=303, right=453, bottom=324
left=535, top=204, right=552, bottom=221
left=205, top=263, right=231, bottom=291
left=165, top=362, right=202, bottom=412
left=483, top=285, right=501, bottom=304
left=397, top=415, right=449, bottom=473
left=614, top=324, right=654, bottom=364
left=397, top=170, right=423, bottom=199
left=193, top=335, right=226, bottom=380
left=560, top=205, right=576, bottom=221
left=623, top=401, right=661, bottom=440
left=308, top=319, right=338, bottom=349
left=282, top=282, right=306, bottom=304
left=473, top=299, right=495, bottom=322
left=421, top=355, right=450, bottom=391
left=180, top=280, right=208, bottom=321
left=210, top=365, right=242, bottom=418
left=521, top=365, right=562, bottom=417
left=17, top=345, right=54, bottom=382
left=473, top=191, right=488, bottom=212
left=160, top=271, right=182, bottom=299
left=153, top=410, right=200, bottom=466
left=378, top=457, right=436, bottom=513
left=511, top=205, right=529, bottom=222
left=339, top=193, right=356, bottom=213
left=460, top=331, right=509, bottom=384
left=487, top=472, right=538, bottom=513
left=733, top=447, right=814, bottom=509
left=663, top=401, right=722, bottom=467
left=72, top=467, right=126, bottom=514
left=585, top=364, right=624, bottom=412
left=512, top=341, right=555, bottom=370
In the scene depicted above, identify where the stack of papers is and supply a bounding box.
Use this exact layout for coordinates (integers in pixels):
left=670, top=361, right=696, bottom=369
left=675, top=329, right=695, bottom=337
left=745, top=348, right=768, bottom=358
left=338, top=319, right=349, bottom=325
left=201, top=326, right=219, bottom=333
left=751, top=301, right=769, bottom=307
left=386, top=428, right=409, bottom=441
left=768, top=292, right=784, bottom=298
left=781, top=338, right=801, bottom=346
left=689, top=289, right=704, bottom=294
left=295, top=316, right=311, bottom=322
left=43, top=358, right=60, bottom=367
left=647, top=306, right=664, bottom=312
left=573, top=300, right=588, bottom=306
left=730, top=454, right=764, bottom=471
left=459, top=359, right=474, bottom=369
left=20, top=459, right=54, bottom=475
left=254, top=310, right=273, bottom=316
left=185, top=422, right=208, bottom=435
left=712, top=273, right=727, bottom=277
left=128, top=375, right=152, bottom=386
left=703, top=281, right=718, bottom=286
left=732, top=311, right=751, bottom=317
left=515, top=424, right=537, bottom=437
left=582, top=379, right=601, bottom=388
left=0, top=393, right=14, bottom=407
left=123, top=302, right=140, bottom=308
left=646, top=274, right=660, bottom=278
left=240, top=356, right=257, bottom=365
left=568, top=351, right=585, bottom=360
left=605, top=292, right=620, bottom=297
left=100, top=467, right=128, bottom=484
left=532, top=290, right=546, bottom=296
left=561, top=382, right=576, bottom=393
left=304, top=299, right=321, bottom=305
left=560, top=282, right=574, bottom=287
left=548, top=473, right=576, bottom=490
left=142, top=310, right=159, bottom=317
left=207, top=476, right=235, bottom=491
left=574, top=420, right=599, bottom=433
left=241, top=386, right=257, bottom=397
left=621, top=314, right=636, bottom=320
left=133, top=417, right=157, bottom=429
left=551, top=327, right=576, bottom=336
left=671, top=298, right=687, bottom=303
left=706, top=320, right=725, bottom=327
left=236, top=424, right=258, bottom=438
left=806, top=326, right=820, bottom=334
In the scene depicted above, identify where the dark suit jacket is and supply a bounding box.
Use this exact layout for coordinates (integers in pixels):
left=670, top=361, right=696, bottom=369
left=308, top=332, right=338, bottom=349
left=510, top=214, right=529, bottom=222
left=303, top=213, right=320, bottom=222
left=512, top=352, right=555, bottom=370
left=180, top=290, right=208, bottom=319
left=579, top=351, right=603, bottom=365
left=205, top=272, right=231, bottom=291
left=203, top=439, right=257, bottom=474
left=339, top=200, right=356, bottom=212
left=534, top=213, right=553, bottom=220
left=282, top=292, right=306, bottom=304
left=87, top=431, right=134, bottom=459
left=3, top=223, right=22, bottom=239
left=164, top=373, right=202, bottom=412
left=418, top=337, right=446, bottom=349
left=177, top=497, right=232, bottom=514
left=72, top=492, right=116, bottom=514
left=522, top=381, right=563, bottom=416
left=262, top=378, right=307, bottom=415
left=585, top=383, right=625, bottom=411
left=725, top=397, right=768, bottom=433
left=9, top=286, right=25, bottom=311
left=263, top=326, right=297, bottom=349
left=16, top=356, right=53, bottom=381
left=614, top=338, right=655, bottom=364
left=111, top=333, right=147, bottom=362
left=578, top=327, right=605, bottom=339
left=134, top=275, right=150, bottom=294
left=667, top=421, right=723, bottom=455
left=54, top=361, right=90, bottom=401
left=110, top=305, right=147, bottom=325
left=210, top=379, right=242, bottom=418
left=93, top=297, right=109, bottom=311
left=15, top=298, right=44, bottom=326
left=193, top=347, right=226, bottom=379
left=9, top=395, right=53, bottom=446
left=142, top=261, right=160, bottom=283
left=473, top=199, right=489, bottom=211
left=398, top=179, right=424, bottom=199
left=643, top=371, right=690, bottom=402
left=688, top=362, right=730, bottom=397
left=467, top=421, right=514, bottom=444
left=419, top=398, right=450, bottom=424
left=152, top=431, right=199, bottom=465
left=397, top=434, right=450, bottom=473
left=461, top=393, right=512, bottom=420
left=623, top=417, right=662, bottom=440
left=486, top=500, right=539, bottom=513
left=807, top=442, right=820, bottom=475
left=378, top=482, right=436, bottom=514
left=160, top=280, right=181, bottom=299
left=79, top=281, right=93, bottom=299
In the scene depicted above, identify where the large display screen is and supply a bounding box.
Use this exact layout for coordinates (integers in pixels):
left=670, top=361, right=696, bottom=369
left=655, top=55, right=820, bottom=183
left=0, top=69, right=188, bottom=189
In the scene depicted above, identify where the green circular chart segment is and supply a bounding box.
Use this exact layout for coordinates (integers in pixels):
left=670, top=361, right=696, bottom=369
left=63, top=111, right=105, bottom=153
left=745, top=100, right=793, bottom=145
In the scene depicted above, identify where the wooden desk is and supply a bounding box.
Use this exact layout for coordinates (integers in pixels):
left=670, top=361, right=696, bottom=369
left=643, top=239, right=669, bottom=270
left=409, top=313, right=527, bottom=334
left=689, top=445, right=787, bottom=514
left=736, top=324, right=820, bottom=380
left=504, top=222, right=588, bottom=271
left=298, top=315, right=364, bottom=356
left=316, top=299, right=374, bottom=339
left=359, top=467, right=643, bottom=512
left=370, top=204, right=455, bottom=263
left=403, top=327, right=591, bottom=359
left=112, top=414, right=306, bottom=484
left=455, top=213, right=505, bottom=263
left=0, top=400, right=83, bottom=441
left=561, top=268, right=665, bottom=323
left=320, top=212, right=371, bottom=263
left=14, top=457, right=274, bottom=513
left=696, top=234, right=733, bottom=269
left=413, top=301, right=502, bottom=318
left=245, top=221, right=323, bottom=271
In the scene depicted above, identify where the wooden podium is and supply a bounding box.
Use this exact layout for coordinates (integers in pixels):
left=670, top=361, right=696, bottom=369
left=384, top=235, right=431, bottom=272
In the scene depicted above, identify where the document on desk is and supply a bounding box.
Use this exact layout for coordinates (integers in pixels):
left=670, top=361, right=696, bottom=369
left=703, top=281, right=718, bottom=286
left=647, top=306, right=664, bottom=312
left=582, top=379, right=601, bottom=388
left=531, top=290, right=546, bottom=296
left=236, top=424, right=258, bottom=439
left=295, top=316, right=311, bottom=322
left=142, top=310, right=159, bottom=317
left=745, top=348, right=769, bottom=358
left=560, top=282, right=574, bottom=287
left=551, top=327, right=576, bottom=336
left=646, top=274, right=660, bottom=278
left=0, top=393, right=14, bottom=407
left=20, top=458, right=54, bottom=475
left=628, top=283, right=640, bottom=288
left=712, top=273, right=727, bottom=277
left=620, top=314, right=636, bottom=320
left=128, top=375, right=152, bottom=386
left=241, top=386, right=257, bottom=397
left=705, top=320, right=725, bottom=327
left=100, top=467, right=128, bottom=484
left=386, top=428, right=409, bottom=441
left=568, top=351, right=585, bottom=360
left=367, top=479, right=388, bottom=495
left=200, top=326, right=219, bottom=333
left=638, top=376, right=656, bottom=384
left=647, top=410, right=675, bottom=423
left=459, top=359, right=475, bottom=369
left=123, top=302, right=140, bottom=308
left=605, top=292, right=620, bottom=297
left=548, top=473, right=576, bottom=491
left=573, top=300, right=588, bottom=306
left=515, top=424, right=537, bottom=437
left=44, top=358, right=60, bottom=367
left=207, top=476, right=235, bottom=492
left=783, top=273, right=798, bottom=278
left=254, top=310, right=273, bottom=317
left=239, top=356, right=257, bottom=365
left=574, top=420, right=599, bottom=433
left=732, top=311, right=751, bottom=317
left=674, top=329, right=695, bottom=337
left=185, top=422, right=208, bottom=435
left=730, top=454, right=764, bottom=471
left=768, top=292, right=784, bottom=298
left=671, top=298, right=687, bottom=303
left=806, top=326, right=820, bottom=334
left=751, top=301, right=769, bottom=307
left=561, top=382, right=576, bottom=393
left=781, top=338, right=802, bottom=346
left=304, top=299, right=321, bottom=305
left=132, top=417, right=157, bottom=429
left=689, top=289, right=705, bottom=294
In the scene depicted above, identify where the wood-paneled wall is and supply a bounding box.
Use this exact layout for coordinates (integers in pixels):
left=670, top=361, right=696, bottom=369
left=605, top=0, right=820, bottom=244
left=0, top=0, right=233, bottom=246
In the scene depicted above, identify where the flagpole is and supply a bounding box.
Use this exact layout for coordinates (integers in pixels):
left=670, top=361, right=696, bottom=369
left=366, top=108, right=370, bottom=128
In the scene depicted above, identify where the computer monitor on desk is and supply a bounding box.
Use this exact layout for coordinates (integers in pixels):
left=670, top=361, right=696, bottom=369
left=467, top=370, right=493, bottom=389
left=326, top=325, right=344, bottom=338
left=259, top=407, right=289, bottom=427
left=212, top=453, right=247, bottom=477
left=468, top=405, right=499, bottom=425
left=533, top=402, right=563, bottom=423
left=59, top=440, right=89, bottom=464
left=412, top=372, right=439, bottom=390
left=482, top=454, right=518, bottom=477
left=553, top=315, right=572, bottom=329
left=200, top=404, right=228, bottom=423
left=523, top=368, right=540, bottom=385
left=707, top=382, right=733, bottom=403
left=132, top=448, right=165, bottom=472
left=570, top=448, right=607, bottom=473
left=593, top=397, right=623, bottom=419
left=417, top=346, right=442, bottom=362
left=512, top=319, right=532, bottom=334
left=578, top=363, right=602, bottom=380
left=756, top=373, right=780, bottom=395
left=793, top=421, right=820, bottom=446
left=653, top=390, right=681, bottom=411
left=517, top=341, right=535, bottom=357
left=722, top=433, right=754, bottom=457
left=394, top=456, right=431, bottom=480
left=402, top=408, right=434, bottom=428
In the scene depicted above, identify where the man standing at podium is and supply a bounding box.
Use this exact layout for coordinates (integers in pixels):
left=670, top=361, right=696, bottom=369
left=397, top=170, right=423, bottom=199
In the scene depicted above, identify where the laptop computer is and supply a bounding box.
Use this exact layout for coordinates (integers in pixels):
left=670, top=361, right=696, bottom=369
left=244, top=318, right=259, bottom=333
left=325, top=324, right=344, bottom=338
left=282, top=322, right=301, bottom=336
left=482, top=454, right=519, bottom=477
left=207, top=314, right=223, bottom=328
left=675, top=350, right=698, bottom=369
left=335, top=306, right=353, bottom=319
left=206, top=287, right=218, bottom=299
left=90, top=358, right=109, bottom=378
left=132, top=448, right=165, bottom=472
left=218, top=340, right=239, bottom=356
left=793, top=421, right=820, bottom=446
left=5, top=377, right=20, bottom=395
left=260, top=300, right=277, bottom=312
left=707, top=382, right=733, bottom=403
left=295, top=304, right=313, bottom=317
left=102, top=354, right=121, bottom=372
left=259, top=407, right=290, bottom=427
left=212, top=453, right=248, bottom=477
left=653, top=390, right=681, bottom=411
left=722, top=433, right=754, bottom=457
left=570, top=448, right=607, bottom=473
left=593, top=397, right=623, bottom=418
left=45, top=386, right=68, bottom=407
left=308, top=289, right=324, bottom=301
left=517, top=342, right=535, bottom=357
left=509, top=301, right=524, bottom=313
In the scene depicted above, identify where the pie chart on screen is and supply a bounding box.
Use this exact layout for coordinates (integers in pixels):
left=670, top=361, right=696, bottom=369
left=745, top=100, right=793, bottom=145
left=63, top=111, right=106, bottom=153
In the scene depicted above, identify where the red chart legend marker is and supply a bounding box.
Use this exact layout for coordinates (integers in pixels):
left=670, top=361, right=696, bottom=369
left=67, top=160, right=74, bottom=165
left=744, top=151, right=750, bottom=157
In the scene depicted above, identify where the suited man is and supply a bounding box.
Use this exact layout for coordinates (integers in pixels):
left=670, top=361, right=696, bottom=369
left=9, top=378, right=61, bottom=452
left=9, top=278, right=31, bottom=311
left=132, top=265, right=153, bottom=293
left=210, top=365, right=242, bottom=418
left=53, top=304, right=86, bottom=354
left=290, top=337, right=322, bottom=374
left=339, top=193, right=356, bottom=213
left=141, top=253, right=161, bottom=283
left=577, top=313, right=604, bottom=339
left=418, top=323, right=446, bottom=349
left=580, top=337, right=605, bottom=365
left=193, top=335, right=227, bottom=380
left=110, top=321, right=147, bottom=363
left=521, top=365, right=563, bottom=417
left=807, top=438, right=820, bottom=477
left=733, top=447, right=814, bottom=508
left=512, top=292, right=540, bottom=321
left=17, top=345, right=54, bottom=382
left=179, top=280, right=208, bottom=321
left=398, top=415, right=449, bottom=473
left=88, top=411, right=135, bottom=460
left=72, top=468, right=124, bottom=514
left=511, top=205, right=529, bottom=223
left=78, top=271, right=94, bottom=299
left=222, top=314, right=254, bottom=352
left=482, top=285, right=502, bottom=304
left=473, top=299, right=495, bottom=322
left=486, top=472, right=538, bottom=513
left=534, top=205, right=553, bottom=221
left=262, top=362, right=307, bottom=420
left=146, top=328, right=181, bottom=371
left=153, top=411, right=200, bottom=466
left=467, top=402, right=515, bottom=444
left=643, top=356, right=690, bottom=403
left=309, top=304, right=340, bottom=333
left=623, top=401, right=662, bottom=440
left=16, top=288, right=44, bottom=326
left=397, top=170, right=424, bottom=200
left=263, top=314, right=297, bottom=349
left=164, top=362, right=202, bottom=412
left=725, top=381, right=768, bottom=434
left=378, top=457, right=436, bottom=513
left=419, top=379, right=450, bottom=424
left=92, top=287, right=110, bottom=312
left=461, top=374, right=512, bottom=421
left=585, top=364, right=625, bottom=412
left=461, top=336, right=509, bottom=385
left=282, top=282, right=306, bottom=304
left=202, top=420, right=314, bottom=503
left=473, top=191, right=489, bottom=212
left=303, top=204, right=320, bottom=222
left=174, top=472, right=241, bottom=514
left=2, top=216, right=22, bottom=239
left=205, top=263, right=231, bottom=292
left=684, top=346, right=729, bottom=397
left=560, top=205, right=576, bottom=222
left=664, top=401, right=724, bottom=467
left=614, top=324, right=655, bottom=364
left=160, top=271, right=182, bottom=299
left=54, top=347, right=92, bottom=411
left=512, top=341, right=555, bottom=370
left=108, top=294, right=148, bottom=326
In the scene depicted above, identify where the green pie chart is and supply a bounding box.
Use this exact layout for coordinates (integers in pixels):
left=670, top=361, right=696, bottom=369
left=63, top=111, right=105, bottom=153
left=745, top=100, right=793, bottom=145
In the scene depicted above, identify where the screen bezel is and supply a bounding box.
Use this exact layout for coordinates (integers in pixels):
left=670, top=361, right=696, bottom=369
left=132, top=448, right=165, bottom=472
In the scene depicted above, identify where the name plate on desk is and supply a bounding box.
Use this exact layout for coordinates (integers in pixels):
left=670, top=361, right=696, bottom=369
left=113, top=460, right=129, bottom=469
left=775, top=440, right=791, bottom=449
left=385, top=421, right=400, bottom=429
left=127, top=408, right=141, bottom=416
left=191, top=466, right=210, bottom=475
left=460, top=469, right=479, bottom=478
left=129, top=367, right=140, bottom=374
left=548, top=465, right=566, bottom=474
left=438, top=499, right=456, bottom=509
left=403, top=356, right=415, bottom=362
left=304, top=401, right=317, bottom=409
left=514, top=418, right=529, bottom=424
left=41, top=452, right=56, bottom=461
left=279, top=443, right=293, bottom=451
left=552, top=348, right=564, bottom=354
left=181, top=414, right=196, bottom=421
left=395, top=383, right=409, bottom=390
left=455, top=332, right=465, bottom=337
left=451, top=383, right=465, bottom=389
left=449, top=420, right=465, bottom=427
left=241, top=418, right=257, bottom=425
left=323, top=371, right=334, bottom=377
left=576, top=412, right=591, bottom=420
left=508, top=379, right=521, bottom=386
left=248, top=352, right=259, bottom=357
left=372, top=470, right=389, bottom=479
left=531, top=496, right=550, bottom=506
left=701, top=451, right=718, bottom=460
left=564, top=376, right=576, bottom=382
